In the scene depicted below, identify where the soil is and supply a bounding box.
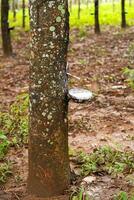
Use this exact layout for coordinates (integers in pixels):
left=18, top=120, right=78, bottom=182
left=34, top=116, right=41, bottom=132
left=0, top=26, right=134, bottom=199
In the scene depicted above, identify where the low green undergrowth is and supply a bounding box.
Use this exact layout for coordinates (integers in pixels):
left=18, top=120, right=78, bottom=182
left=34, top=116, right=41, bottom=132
left=77, top=146, right=134, bottom=176
left=115, top=191, right=134, bottom=200
left=0, top=162, right=12, bottom=184
left=71, top=187, right=90, bottom=200
left=0, top=93, right=28, bottom=184
left=123, top=67, right=134, bottom=89
left=123, top=42, right=134, bottom=88
left=71, top=146, right=134, bottom=199
left=0, top=131, right=10, bottom=160
left=0, top=93, right=29, bottom=156
left=71, top=189, right=134, bottom=200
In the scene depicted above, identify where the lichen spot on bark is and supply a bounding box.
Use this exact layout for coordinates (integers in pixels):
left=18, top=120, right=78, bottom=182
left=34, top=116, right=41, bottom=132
left=48, top=1, right=55, bottom=8
left=56, top=16, right=62, bottom=23
left=47, top=113, right=52, bottom=120
left=49, top=26, right=55, bottom=32
left=42, top=112, right=46, bottom=117
left=58, top=4, right=65, bottom=15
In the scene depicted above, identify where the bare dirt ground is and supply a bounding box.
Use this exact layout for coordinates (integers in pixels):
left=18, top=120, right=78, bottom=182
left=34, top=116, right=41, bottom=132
left=0, top=26, right=134, bottom=199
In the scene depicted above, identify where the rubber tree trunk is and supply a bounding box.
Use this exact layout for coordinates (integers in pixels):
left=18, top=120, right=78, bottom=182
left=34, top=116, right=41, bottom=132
left=78, top=0, right=81, bottom=19
left=1, top=0, right=12, bottom=56
left=121, top=0, right=127, bottom=28
left=94, top=0, right=100, bottom=34
left=22, top=0, right=25, bottom=28
left=28, top=0, right=70, bottom=198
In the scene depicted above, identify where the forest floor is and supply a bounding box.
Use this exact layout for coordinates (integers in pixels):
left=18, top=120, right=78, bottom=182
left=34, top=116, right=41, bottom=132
left=0, top=26, right=134, bottom=200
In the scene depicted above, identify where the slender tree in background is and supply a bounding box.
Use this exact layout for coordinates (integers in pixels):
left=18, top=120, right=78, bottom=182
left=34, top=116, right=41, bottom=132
left=78, top=0, right=81, bottom=19
left=1, top=0, right=12, bottom=56
left=129, top=0, right=132, bottom=7
left=86, top=0, right=89, bottom=8
left=121, top=0, right=127, bottom=28
left=22, top=0, right=25, bottom=28
left=28, top=0, right=70, bottom=198
left=12, top=0, right=17, bottom=22
left=112, top=0, right=115, bottom=12
left=94, top=0, right=100, bottom=34
left=69, top=0, right=72, bottom=12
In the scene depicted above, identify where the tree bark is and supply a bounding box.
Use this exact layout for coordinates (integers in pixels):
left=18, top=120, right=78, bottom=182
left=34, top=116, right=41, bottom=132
left=94, top=0, right=100, bottom=34
left=22, top=0, right=25, bottom=28
left=28, top=0, right=70, bottom=198
left=1, top=0, right=12, bottom=56
left=121, top=0, right=127, bottom=28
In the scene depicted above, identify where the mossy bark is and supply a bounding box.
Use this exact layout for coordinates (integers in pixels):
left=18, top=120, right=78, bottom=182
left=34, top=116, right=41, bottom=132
left=28, top=0, right=70, bottom=198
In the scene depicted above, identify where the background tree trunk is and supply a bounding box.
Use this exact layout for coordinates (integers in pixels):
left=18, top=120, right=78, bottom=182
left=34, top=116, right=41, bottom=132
left=12, top=0, right=16, bottom=22
left=121, top=0, right=127, bottom=28
left=86, top=0, right=89, bottom=8
left=112, top=0, right=115, bottom=12
left=78, top=0, right=81, bottom=19
left=94, top=0, right=100, bottom=34
left=22, top=0, right=25, bottom=28
left=28, top=0, right=70, bottom=198
left=1, top=0, right=12, bottom=56
left=69, top=0, right=72, bottom=12
left=129, top=0, right=132, bottom=7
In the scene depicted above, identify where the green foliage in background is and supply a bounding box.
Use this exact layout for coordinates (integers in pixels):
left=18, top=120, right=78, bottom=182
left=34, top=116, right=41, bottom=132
left=8, top=1, right=134, bottom=29
left=70, top=2, right=134, bottom=27
left=9, top=8, right=30, bottom=31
